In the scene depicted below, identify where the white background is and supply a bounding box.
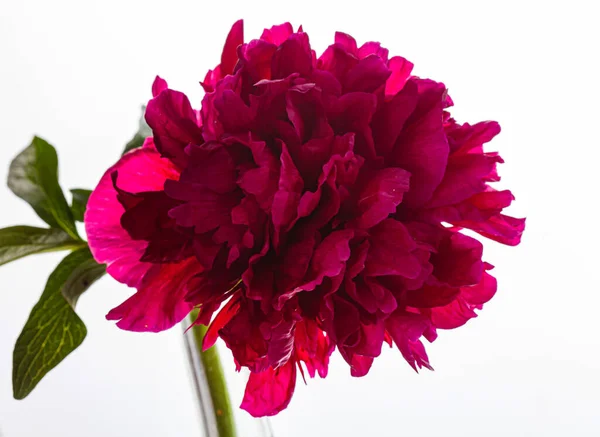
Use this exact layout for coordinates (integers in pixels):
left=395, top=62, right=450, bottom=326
left=1, top=1, right=599, bottom=436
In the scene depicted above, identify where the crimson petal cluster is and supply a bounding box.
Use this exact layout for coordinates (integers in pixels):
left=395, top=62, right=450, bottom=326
left=85, top=20, right=524, bottom=416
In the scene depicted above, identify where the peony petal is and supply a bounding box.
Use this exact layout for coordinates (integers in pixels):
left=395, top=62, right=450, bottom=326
left=220, top=300, right=269, bottom=372
left=241, top=359, right=297, bottom=417
left=385, top=56, right=414, bottom=96
left=85, top=147, right=180, bottom=287
left=298, top=230, right=354, bottom=292
left=349, top=167, right=411, bottom=229
left=460, top=214, right=526, bottom=246
left=239, top=39, right=277, bottom=83
left=334, top=32, right=358, bottom=54
left=343, top=54, right=391, bottom=93
left=221, top=19, right=244, bottom=77
left=372, top=79, right=419, bottom=157
left=349, top=355, right=374, bottom=377
left=446, top=120, right=501, bottom=155
left=237, top=140, right=280, bottom=211
left=392, top=78, right=449, bottom=208
left=202, top=297, right=241, bottom=351
left=272, top=143, right=304, bottom=245
left=106, top=256, right=201, bottom=332
left=261, top=23, right=294, bottom=46
left=433, top=232, right=484, bottom=287
left=152, top=76, right=168, bottom=97
left=426, top=153, right=504, bottom=208
left=145, top=88, right=203, bottom=168
left=431, top=264, right=497, bottom=329
left=364, top=219, right=421, bottom=278
left=358, top=41, right=389, bottom=62
left=294, top=320, right=333, bottom=378
left=386, top=311, right=436, bottom=372
left=317, top=43, right=358, bottom=82
left=271, top=33, right=313, bottom=79
left=327, top=92, right=378, bottom=159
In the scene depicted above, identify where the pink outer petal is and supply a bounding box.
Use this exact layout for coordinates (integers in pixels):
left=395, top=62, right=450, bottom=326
left=85, top=147, right=180, bottom=288
left=241, top=359, right=297, bottom=417
left=106, top=256, right=202, bottom=332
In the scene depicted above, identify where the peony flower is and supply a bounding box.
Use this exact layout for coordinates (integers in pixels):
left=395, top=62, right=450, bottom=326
left=85, top=20, right=525, bottom=417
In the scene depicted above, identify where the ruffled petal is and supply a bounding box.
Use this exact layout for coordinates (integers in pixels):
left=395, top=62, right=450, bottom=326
left=364, top=219, right=421, bottom=278
left=298, top=229, right=354, bottom=292
left=433, top=232, right=483, bottom=287
left=85, top=147, right=180, bottom=287
left=105, top=256, right=201, bottom=332
left=386, top=311, right=436, bottom=372
left=431, top=263, right=497, bottom=329
left=220, top=19, right=244, bottom=77
left=271, top=33, right=313, bottom=79
left=385, top=56, right=414, bottom=96
left=261, top=23, right=294, bottom=46
left=294, top=320, right=333, bottom=378
left=349, top=168, right=411, bottom=229
left=392, top=79, right=449, bottom=208
left=145, top=87, right=203, bottom=167
left=241, top=359, right=297, bottom=417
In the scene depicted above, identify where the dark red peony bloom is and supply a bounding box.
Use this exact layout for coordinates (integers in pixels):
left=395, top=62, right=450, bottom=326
left=85, top=20, right=525, bottom=416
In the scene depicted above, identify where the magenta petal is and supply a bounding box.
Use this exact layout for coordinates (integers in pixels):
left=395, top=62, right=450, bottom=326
left=271, top=33, right=313, bottom=79
left=241, top=360, right=297, bottom=417
left=221, top=19, right=244, bottom=76
left=317, top=43, right=358, bottom=82
left=349, top=355, right=374, bottom=377
left=364, top=219, right=421, bottom=278
left=465, top=214, right=526, bottom=246
left=272, top=143, right=304, bottom=244
left=295, top=320, right=333, bottom=378
left=426, top=153, right=504, bottom=208
left=261, top=22, right=294, bottom=45
left=350, top=167, right=410, bottom=229
left=300, top=230, right=354, bottom=291
left=152, top=76, right=168, bottom=97
left=106, top=257, right=201, bottom=332
left=431, top=264, right=498, bottom=329
left=334, top=32, right=358, bottom=54
left=238, top=140, right=280, bottom=210
left=358, top=41, right=389, bottom=62
left=392, top=78, right=449, bottom=208
left=372, top=79, right=419, bottom=157
left=202, top=297, right=240, bottom=351
left=385, top=56, right=414, bottom=96
left=145, top=88, right=203, bottom=167
left=344, top=55, right=391, bottom=93
left=433, top=232, right=484, bottom=287
left=386, top=311, right=435, bottom=371
left=85, top=147, right=180, bottom=287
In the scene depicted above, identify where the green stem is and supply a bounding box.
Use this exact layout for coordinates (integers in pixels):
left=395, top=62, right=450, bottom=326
left=188, top=309, right=238, bottom=437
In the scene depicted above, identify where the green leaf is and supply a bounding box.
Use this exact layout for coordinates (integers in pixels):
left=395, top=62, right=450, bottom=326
left=0, top=226, right=83, bottom=267
left=7, top=137, right=79, bottom=239
left=69, top=189, right=92, bottom=222
left=12, top=247, right=105, bottom=399
left=122, top=105, right=151, bottom=155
